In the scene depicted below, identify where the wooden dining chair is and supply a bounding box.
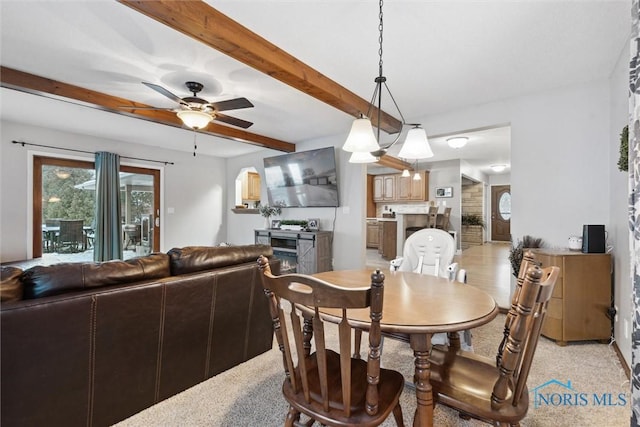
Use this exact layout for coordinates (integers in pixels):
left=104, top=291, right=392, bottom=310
left=257, top=255, right=405, bottom=427
left=428, top=264, right=559, bottom=426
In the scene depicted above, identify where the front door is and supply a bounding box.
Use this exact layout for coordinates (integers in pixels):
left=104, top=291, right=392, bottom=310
left=491, top=185, right=511, bottom=241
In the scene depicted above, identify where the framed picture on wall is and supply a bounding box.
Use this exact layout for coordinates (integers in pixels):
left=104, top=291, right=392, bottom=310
left=436, top=187, right=453, bottom=198
left=307, top=218, right=320, bottom=231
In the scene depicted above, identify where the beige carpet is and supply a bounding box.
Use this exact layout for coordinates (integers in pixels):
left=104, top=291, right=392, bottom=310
left=115, top=314, right=630, bottom=426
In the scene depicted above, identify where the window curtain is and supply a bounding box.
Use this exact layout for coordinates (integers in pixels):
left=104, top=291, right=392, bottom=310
left=94, top=151, right=123, bottom=261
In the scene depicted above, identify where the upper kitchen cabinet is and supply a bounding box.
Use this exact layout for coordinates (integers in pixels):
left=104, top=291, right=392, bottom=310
left=373, top=175, right=396, bottom=201
left=241, top=171, right=261, bottom=201
left=396, top=171, right=429, bottom=201
left=373, top=172, right=429, bottom=202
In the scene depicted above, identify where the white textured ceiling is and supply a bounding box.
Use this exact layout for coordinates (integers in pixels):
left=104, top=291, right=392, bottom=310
left=0, top=1, right=629, bottom=175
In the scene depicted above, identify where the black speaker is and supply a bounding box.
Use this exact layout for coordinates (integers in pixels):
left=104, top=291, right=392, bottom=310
left=582, top=224, right=605, bottom=253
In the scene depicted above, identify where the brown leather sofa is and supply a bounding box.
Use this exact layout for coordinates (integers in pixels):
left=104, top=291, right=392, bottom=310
left=0, top=245, right=279, bottom=427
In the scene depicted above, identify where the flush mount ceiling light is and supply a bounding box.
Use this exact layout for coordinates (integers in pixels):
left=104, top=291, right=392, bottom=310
left=447, top=136, right=468, bottom=149
left=176, top=110, right=213, bottom=130
left=342, top=0, right=433, bottom=163
left=490, top=164, right=507, bottom=172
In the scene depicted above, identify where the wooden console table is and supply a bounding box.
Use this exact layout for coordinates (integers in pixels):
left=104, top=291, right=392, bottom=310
left=255, top=229, right=332, bottom=274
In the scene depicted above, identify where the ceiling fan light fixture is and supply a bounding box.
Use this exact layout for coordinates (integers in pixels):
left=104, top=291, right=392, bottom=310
left=177, top=110, right=213, bottom=130
left=398, top=126, right=433, bottom=159
left=349, top=150, right=379, bottom=164
left=447, top=136, right=468, bottom=149
left=490, top=164, right=507, bottom=172
left=343, top=117, right=380, bottom=153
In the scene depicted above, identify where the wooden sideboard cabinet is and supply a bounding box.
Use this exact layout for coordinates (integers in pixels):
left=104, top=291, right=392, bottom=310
left=533, top=249, right=612, bottom=346
left=255, top=229, right=333, bottom=274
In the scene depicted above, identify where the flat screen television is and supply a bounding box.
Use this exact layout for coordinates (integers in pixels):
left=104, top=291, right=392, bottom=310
left=263, top=147, right=339, bottom=207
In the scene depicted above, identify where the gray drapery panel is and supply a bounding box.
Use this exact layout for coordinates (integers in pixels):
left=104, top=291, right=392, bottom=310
left=93, top=151, right=123, bottom=261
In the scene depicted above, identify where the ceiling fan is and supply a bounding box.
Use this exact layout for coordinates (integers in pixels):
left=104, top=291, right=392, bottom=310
left=125, top=81, right=254, bottom=129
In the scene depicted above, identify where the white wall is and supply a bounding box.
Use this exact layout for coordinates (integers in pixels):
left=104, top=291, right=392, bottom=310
left=0, top=121, right=227, bottom=262
left=609, top=38, right=632, bottom=367
left=226, top=136, right=368, bottom=270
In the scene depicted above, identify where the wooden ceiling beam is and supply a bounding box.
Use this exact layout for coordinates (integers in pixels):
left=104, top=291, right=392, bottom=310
left=117, top=0, right=403, bottom=135
left=376, top=155, right=412, bottom=171
left=0, top=66, right=296, bottom=153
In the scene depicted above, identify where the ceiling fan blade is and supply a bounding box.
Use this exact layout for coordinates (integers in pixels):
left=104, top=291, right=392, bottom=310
left=119, top=106, right=174, bottom=111
left=210, top=97, right=254, bottom=112
left=142, top=82, right=186, bottom=105
left=215, top=113, right=253, bottom=129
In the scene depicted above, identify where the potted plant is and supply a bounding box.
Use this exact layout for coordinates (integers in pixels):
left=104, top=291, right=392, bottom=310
left=508, top=235, right=544, bottom=277
left=461, top=213, right=486, bottom=229
left=258, top=203, right=282, bottom=228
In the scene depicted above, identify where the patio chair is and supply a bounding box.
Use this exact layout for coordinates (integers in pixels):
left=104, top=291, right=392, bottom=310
left=57, top=220, right=84, bottom=253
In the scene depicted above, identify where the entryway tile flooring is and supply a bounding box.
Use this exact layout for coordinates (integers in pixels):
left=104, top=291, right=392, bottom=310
left=366, top=241, right=511, bottom=310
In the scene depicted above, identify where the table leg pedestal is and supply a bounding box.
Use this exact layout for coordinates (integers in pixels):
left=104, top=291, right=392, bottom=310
left=410, top=333, right=433, bottom=427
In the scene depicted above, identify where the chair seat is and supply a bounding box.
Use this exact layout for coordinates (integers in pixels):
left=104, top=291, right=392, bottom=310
left=284, top=349, right=405, bottom=426
left=429, top=345, right=528, bottom=424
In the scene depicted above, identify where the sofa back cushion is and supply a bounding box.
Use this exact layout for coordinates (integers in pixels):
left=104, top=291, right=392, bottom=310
left=1, top=266, right=23, bottom=302
left=167, top=244, right=273, bottom=276
left=21, top=253, right=171, bottom=299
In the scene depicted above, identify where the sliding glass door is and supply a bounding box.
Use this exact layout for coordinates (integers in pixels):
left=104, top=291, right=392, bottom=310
left=33, top=156, right=160, bottom=259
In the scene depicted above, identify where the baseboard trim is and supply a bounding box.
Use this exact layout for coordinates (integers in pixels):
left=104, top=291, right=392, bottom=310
left=612, top=341, right=630, bottom=379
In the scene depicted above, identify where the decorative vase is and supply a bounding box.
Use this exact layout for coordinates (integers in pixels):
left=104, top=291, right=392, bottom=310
left=264, top=216, right=270, bottom=229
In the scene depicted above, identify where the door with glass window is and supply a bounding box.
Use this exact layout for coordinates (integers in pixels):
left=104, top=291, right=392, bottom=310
left=33, top=156, right=160, bottom=259
left=491, top=185, right=511, bottom=241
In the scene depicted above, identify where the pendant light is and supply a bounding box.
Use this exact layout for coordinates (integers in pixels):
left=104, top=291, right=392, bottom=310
left=398, top=125, right=434, bottom=159
left=344, top=0, right=424, bottom=162
left=412, top=160, right=421, bottom=181
left=349, top=150, right=378, bottom=163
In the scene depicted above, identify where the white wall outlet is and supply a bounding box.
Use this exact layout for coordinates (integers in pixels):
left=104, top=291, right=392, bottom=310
left=167, top=207, right=175, bottom=214
left=624, top=319, right=629, bottom=338
left=342, top=206, right=350, bottom=214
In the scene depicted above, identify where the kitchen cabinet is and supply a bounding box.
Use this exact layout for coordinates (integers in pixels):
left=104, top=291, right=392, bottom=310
left=373, top=175, right=396, bottom=201
left=373, top=172, right=429, bottom=202
left=396, top=171, right=428, bottom=201
left=242, top=171, right=261, bottom=201
left=366, top=220, right=379, bottom=248
left=378, top=220, right=397, bottom=260
left=533, top=249, right=612, bottom=346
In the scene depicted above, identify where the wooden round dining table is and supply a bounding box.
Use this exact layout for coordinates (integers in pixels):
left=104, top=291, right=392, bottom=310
left=313, top=268, right=499, bottom=427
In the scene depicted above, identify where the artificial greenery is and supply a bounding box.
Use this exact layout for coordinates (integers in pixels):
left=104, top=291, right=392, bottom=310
left=461, top=213, right=486, bottom=229
left=258, top=203, right=282, bottom=218
left=618, top=125, right=629, bottom=172
left=508, top=235, right=545, bottom=277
